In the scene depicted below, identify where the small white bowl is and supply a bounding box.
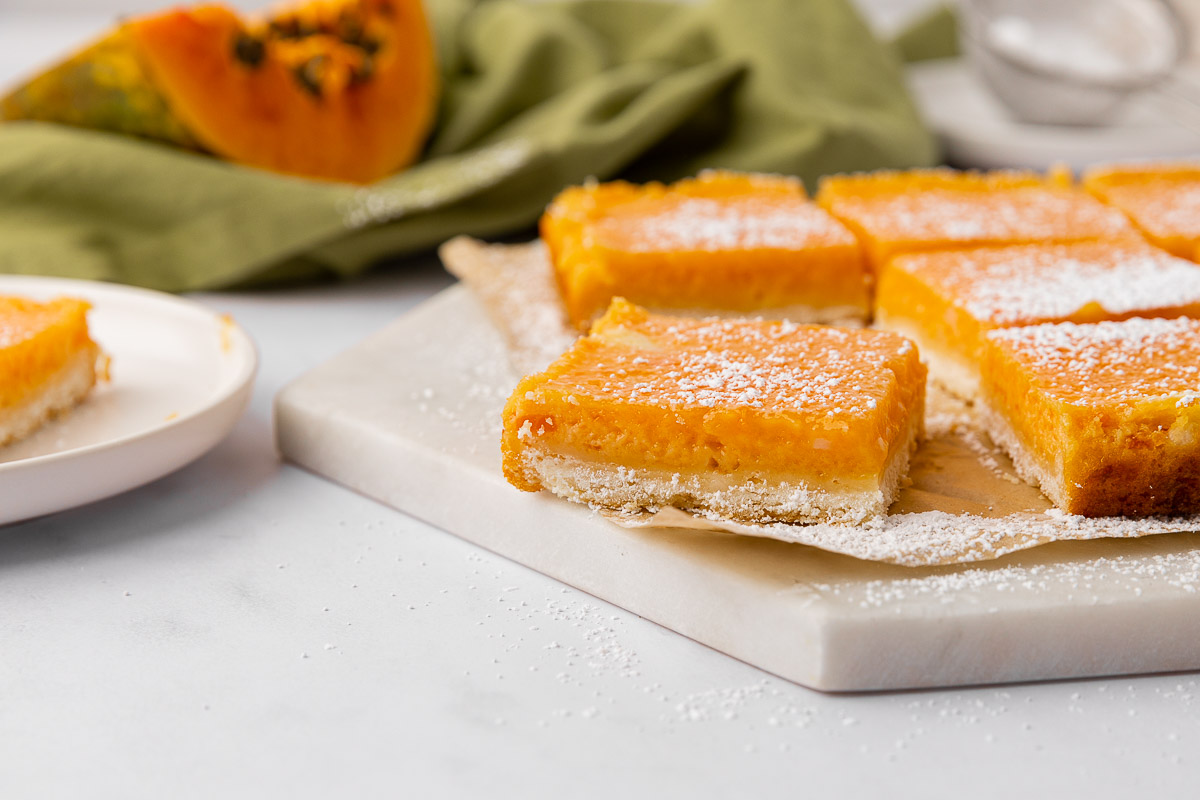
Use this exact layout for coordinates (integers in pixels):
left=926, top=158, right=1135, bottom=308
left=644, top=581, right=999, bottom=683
left=960, top=0, right=1188, bottom=126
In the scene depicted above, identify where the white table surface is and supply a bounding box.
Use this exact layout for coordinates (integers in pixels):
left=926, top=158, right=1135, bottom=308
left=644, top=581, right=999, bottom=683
left=3, top=10, right=1200, bottom=799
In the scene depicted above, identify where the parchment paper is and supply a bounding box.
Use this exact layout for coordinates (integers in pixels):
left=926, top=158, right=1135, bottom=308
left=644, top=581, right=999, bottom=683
left=440, top=236, right=1200, bottom=566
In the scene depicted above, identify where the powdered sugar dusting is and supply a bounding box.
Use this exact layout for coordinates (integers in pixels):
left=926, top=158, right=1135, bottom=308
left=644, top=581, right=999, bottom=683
left=592, top=197, right=855, bottom=253
left=552, top=314, right=914, bottom=418
left=1093, top=176, right=1200, bottom=241
left=440, top=237, right=577, bottom=375
left=810, top=545, right=1200, bottom=606
left=0, top=298, right=80, bottom=349
left=614, top=506, right=1200, bottom=567
left=987, top=317, right=1200, bottom=406
left=0, top=318, right=42, bottom=349
left=1127, top=182, right=1200, bottom=239
left=826, top=185, right=1132, bottom=247
left=897, top=242, right=1200, bottom=325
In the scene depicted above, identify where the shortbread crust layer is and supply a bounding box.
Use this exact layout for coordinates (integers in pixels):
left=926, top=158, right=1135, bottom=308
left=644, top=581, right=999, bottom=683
left=0, top=344, right=99, bottom=448
left=507, top=410, right=921, bottom=525
left=873, top=308, right=983, bottom=400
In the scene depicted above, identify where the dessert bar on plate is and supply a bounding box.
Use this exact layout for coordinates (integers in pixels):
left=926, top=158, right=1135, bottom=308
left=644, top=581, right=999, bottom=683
left=1084, top=162, right=1200, bottom=262
left=875, top=240, right=1200, bottom=399
left=980, top=316, right=1200, bottom=517
left=501, top=298, right=925, bottom=525
left=540, top=170, right=870, bottom=330
left=816, top=167, right=1137, bottom=274
left=0, top=296, right=100, bottom=447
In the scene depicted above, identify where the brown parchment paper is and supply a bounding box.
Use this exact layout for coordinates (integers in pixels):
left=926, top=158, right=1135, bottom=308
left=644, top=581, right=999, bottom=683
left=440, top=236, right=1200, bottom=567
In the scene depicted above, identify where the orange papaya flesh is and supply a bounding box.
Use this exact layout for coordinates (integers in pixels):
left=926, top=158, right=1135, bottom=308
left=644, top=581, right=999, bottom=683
left=2, top=0, right=439, bottom=184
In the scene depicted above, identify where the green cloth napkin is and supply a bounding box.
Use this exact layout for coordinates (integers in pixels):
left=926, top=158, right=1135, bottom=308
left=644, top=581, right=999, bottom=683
left=0, top=0, right=939, bottom=292
left=893, top=4, right=958, bottom=63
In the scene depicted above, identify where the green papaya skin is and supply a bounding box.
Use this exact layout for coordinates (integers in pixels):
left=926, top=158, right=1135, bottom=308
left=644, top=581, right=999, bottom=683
left=1, top=29, right=198, bottom=149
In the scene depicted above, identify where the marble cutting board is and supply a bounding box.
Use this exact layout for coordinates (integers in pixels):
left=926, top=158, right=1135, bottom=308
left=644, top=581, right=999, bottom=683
left=275, top=285, right=1200, bottom=691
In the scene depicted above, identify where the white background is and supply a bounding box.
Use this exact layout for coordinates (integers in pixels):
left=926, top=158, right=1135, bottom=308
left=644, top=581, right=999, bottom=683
left=2, top=1, right=1200, bottom=798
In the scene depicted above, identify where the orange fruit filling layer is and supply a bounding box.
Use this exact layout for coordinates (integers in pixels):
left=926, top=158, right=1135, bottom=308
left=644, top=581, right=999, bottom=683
left=0, top=296, right=95, bottom=409
left=877, top=240, right=1200, bottom=373
left=540, top=170, right=868, bottom=330
left=502, top=299, right=925, bottom=491
left=1083, top=163, right=1200, bottom=261
left=981, top=317, right=1200, bottom=516
left=816, top=168, right=1138, bottom=273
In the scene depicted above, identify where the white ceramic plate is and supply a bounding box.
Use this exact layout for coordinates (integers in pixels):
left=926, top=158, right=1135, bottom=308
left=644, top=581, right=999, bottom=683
left=0, top=276, right=257, bottom=525
left=907, top=59, right=1200, bottom=170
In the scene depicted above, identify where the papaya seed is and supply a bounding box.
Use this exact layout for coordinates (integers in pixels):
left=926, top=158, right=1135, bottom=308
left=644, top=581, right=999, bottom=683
left=294, top=55, right=328, bottom=98
left=268, top=17, right=315, bottom=39
left=268, top=17, right=299, bottom=38
left=349, top=54, right=374, bottom=86
left=232, top=33, right=266, bottom=67
left=337, top=11, right=365, bottom=43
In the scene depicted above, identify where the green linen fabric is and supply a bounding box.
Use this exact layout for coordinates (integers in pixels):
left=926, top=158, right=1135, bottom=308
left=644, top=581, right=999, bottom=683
left=893, top=4, right=958, bottom=63
left=0, top=0, right=939, bottom=291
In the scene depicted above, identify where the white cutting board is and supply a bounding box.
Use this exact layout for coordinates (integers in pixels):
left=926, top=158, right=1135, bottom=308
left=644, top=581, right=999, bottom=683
left=275, top=285, right=1200, bottom=691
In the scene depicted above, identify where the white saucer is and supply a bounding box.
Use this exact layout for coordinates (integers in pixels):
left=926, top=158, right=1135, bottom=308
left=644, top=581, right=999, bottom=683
left=907, top=59, right=1200, bottom=169
left=0, top=276, right=257, bottom=525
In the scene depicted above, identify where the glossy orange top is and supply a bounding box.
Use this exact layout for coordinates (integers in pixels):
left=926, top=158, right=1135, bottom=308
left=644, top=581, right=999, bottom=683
left=581, top=174, right=849, bottom=252
left=1083, top=162, right=1200, bottom=260
left=878, top=240, right=1200, bottom=366
left=817, top=168, right=1137, bottom=271
left=986, top=317, right=1200, bottom=409
left=502, top=299, right=925, bottom=487
left=540, top=171, right=868, bottom=328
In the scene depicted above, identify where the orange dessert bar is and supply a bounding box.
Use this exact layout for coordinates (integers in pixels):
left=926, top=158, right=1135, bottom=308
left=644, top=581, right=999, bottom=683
left=1083, top=162, right=1200, bottom=261
left=540, top=170, right=870, bottom=330
left=980, top=317, right=1200, bottom=517
left=0, top=296, right=101, bottom=447
left=816, top=168, right=1138, bottom=273
left=502, top=299, right=925, bottom=524
left=876, top=240, right=1200, bottom=399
